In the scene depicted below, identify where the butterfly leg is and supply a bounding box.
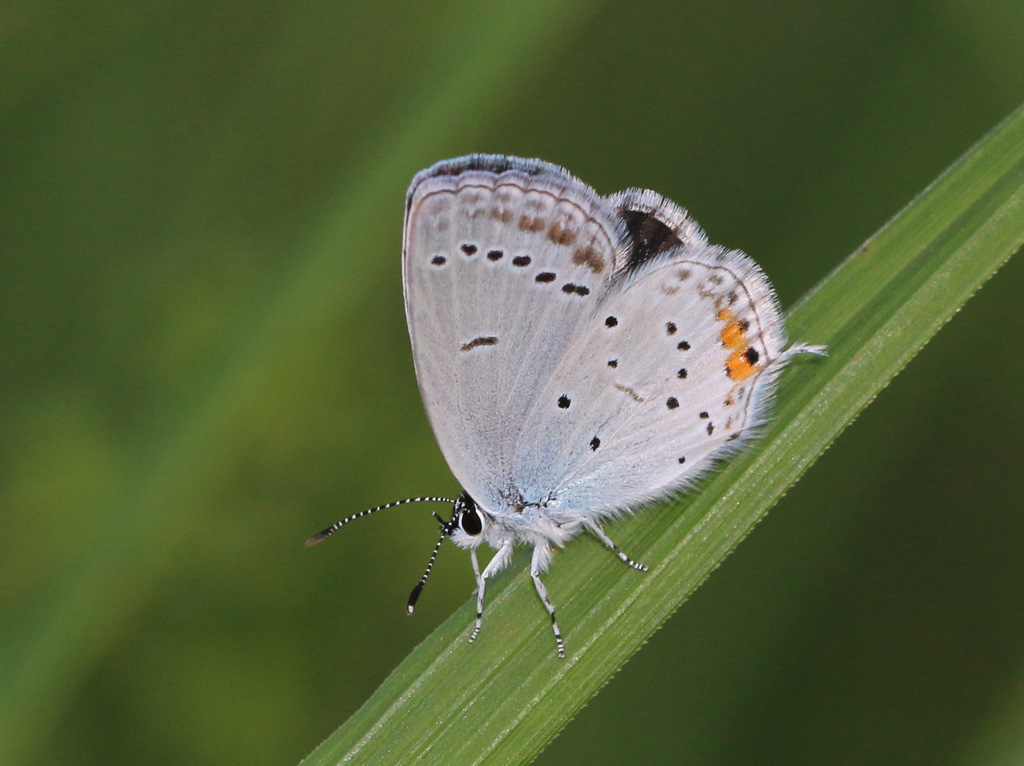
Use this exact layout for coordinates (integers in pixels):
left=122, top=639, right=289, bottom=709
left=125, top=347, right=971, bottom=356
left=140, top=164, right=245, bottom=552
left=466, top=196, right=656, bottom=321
left=530, top=544, right=566, bottom=659
left=469, top=541, right=513, bottom=645
left=587, top=523, right=648, bottom=572
left=468, top=549, right=485, bottom=644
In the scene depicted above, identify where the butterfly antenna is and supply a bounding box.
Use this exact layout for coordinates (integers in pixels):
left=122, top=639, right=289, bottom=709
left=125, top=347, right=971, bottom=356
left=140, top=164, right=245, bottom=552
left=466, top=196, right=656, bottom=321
left=305, top=496, right=455, bottom=547
left=407, top=511, right=457, bottom=614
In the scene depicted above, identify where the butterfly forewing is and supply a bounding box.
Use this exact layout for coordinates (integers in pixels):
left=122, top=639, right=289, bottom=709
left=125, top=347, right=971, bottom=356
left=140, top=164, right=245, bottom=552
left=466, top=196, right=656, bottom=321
left=403, top=156, right=628, bottom=512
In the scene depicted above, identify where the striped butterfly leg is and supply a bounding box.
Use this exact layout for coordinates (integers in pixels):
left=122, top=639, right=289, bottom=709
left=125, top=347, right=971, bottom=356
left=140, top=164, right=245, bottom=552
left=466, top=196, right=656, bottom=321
left=530, top=543, right=566, bottom=659
left=587, top=522, right=648, bottom=572
left=468, top=541, right=513, bottom=646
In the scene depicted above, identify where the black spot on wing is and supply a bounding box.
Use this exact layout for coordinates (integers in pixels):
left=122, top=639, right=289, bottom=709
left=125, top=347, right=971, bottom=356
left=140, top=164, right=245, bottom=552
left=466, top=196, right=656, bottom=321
left=561, top=283, right=590, bottom=296
left=460, top=336, right=499, bottom=352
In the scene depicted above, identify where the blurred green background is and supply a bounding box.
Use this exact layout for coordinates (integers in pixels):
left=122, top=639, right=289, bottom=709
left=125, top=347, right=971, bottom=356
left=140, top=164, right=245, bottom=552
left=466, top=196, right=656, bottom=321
left=2, top=1, right=1023, bottom=764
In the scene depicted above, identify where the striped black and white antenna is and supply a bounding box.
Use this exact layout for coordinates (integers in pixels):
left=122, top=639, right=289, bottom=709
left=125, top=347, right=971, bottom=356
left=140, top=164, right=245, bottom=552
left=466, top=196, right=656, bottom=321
left=306, top=496, right=457, bottom=614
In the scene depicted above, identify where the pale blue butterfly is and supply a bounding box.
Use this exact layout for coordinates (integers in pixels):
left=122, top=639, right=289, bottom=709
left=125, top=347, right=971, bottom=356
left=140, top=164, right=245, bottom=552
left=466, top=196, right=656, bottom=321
left=309, top=155, right=823, bottom=658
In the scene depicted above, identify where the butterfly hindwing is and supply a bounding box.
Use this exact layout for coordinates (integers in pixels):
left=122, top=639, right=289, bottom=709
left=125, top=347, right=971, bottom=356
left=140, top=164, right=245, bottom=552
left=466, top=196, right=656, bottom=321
left=514, top=237, right=791, bottom=517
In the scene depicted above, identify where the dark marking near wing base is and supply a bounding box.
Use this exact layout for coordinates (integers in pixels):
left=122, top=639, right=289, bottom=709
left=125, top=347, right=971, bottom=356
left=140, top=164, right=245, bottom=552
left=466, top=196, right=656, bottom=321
left=620, top=209, right=684, bottom=270
left=558, top=395, right=571, bottom=409
left=461, top=336, right=499, bottom=352
left=590, top=436, right=600, bottom=451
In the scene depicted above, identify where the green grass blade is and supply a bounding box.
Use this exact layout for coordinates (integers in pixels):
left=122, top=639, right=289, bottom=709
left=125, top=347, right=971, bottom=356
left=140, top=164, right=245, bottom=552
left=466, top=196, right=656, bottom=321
left=301, top=102, right=1024, bottom=765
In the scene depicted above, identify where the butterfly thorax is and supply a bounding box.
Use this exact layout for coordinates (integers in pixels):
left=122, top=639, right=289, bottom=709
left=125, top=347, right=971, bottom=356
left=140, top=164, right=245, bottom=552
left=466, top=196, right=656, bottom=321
left=447, top=489, right=586, bottom=553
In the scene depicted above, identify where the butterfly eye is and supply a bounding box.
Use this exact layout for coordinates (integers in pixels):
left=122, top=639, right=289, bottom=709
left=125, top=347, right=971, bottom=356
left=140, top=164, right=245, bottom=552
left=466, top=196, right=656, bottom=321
left=454, top=492, right=484, bottom=536
left=460, top=506, right=483, bottom=536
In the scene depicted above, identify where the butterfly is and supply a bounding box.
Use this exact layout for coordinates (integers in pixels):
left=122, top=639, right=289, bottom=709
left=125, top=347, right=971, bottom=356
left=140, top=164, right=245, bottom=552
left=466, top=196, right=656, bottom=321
left=309, top=155, right=823, bottom=657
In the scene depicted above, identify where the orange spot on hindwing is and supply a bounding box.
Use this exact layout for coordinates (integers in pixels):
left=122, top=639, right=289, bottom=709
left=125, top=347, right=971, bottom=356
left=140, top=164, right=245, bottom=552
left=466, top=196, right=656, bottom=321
left=726, top=348, right=760, bottom=381
left=720, top=318, right=747, bottom=349
left=719, top=308, right=761, bottom=381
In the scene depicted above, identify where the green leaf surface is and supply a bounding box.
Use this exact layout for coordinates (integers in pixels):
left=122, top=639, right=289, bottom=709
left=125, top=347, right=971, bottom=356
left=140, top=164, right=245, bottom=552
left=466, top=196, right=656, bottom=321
left=301, top=103, right=1024, bottom=765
